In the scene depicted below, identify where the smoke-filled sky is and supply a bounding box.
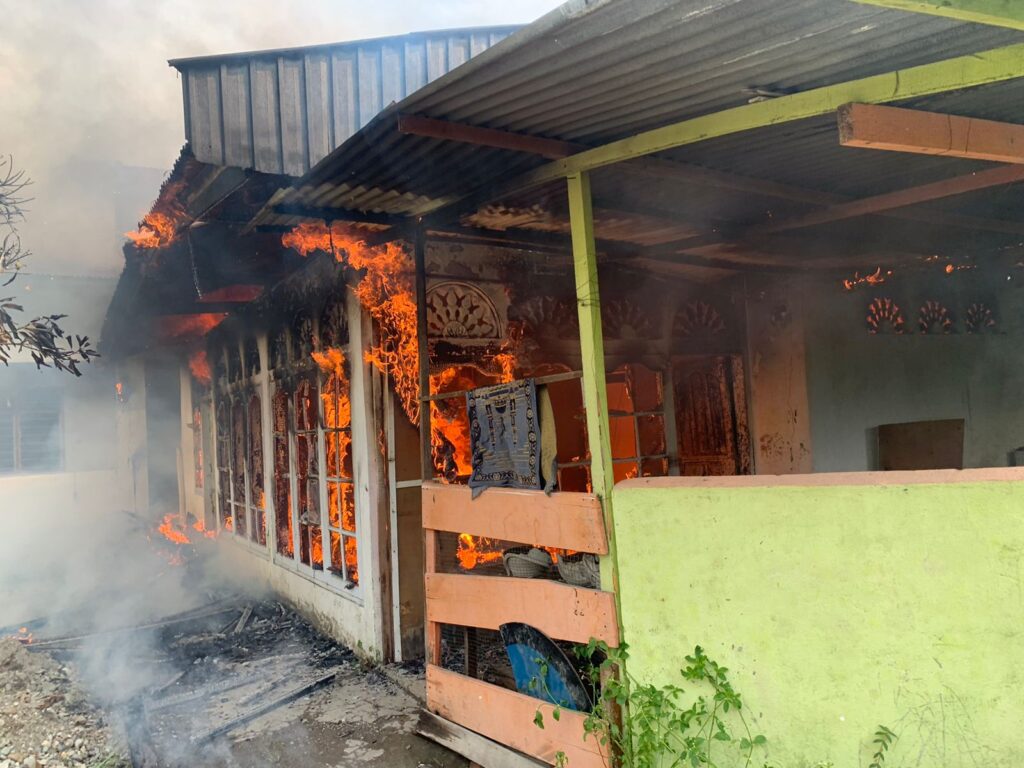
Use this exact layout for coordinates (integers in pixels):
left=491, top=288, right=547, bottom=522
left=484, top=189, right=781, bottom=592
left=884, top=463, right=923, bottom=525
left=0, top=0, right=563, bottom=277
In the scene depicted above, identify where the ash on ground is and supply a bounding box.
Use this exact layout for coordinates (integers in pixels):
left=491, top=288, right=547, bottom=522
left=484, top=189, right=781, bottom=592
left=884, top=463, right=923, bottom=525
left=2, top=600, right=464, bottom=768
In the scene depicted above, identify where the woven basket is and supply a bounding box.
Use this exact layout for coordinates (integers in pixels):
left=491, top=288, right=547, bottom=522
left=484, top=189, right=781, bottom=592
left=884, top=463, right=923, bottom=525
left=503, top=546, right=553, bottom=579
left=557, top=553, right=601, bottom=589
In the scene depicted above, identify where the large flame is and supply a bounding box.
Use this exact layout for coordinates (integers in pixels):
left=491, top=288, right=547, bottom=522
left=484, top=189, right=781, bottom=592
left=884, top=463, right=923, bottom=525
left=189, top=349, right=212, bottom=385
left=159, top=313, right=227, bottom=341
left=125, top=212, right=179, bottom=249
left=284, top=223, right=528, bottom=575
left=283, top=222, right=420, bottom=423
left=157, top=513, right=191, bottom=545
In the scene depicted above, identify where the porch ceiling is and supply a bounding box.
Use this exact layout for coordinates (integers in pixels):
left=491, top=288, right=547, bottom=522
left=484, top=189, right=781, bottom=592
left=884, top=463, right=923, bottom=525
left=246, top=0, right=1024, bottom=274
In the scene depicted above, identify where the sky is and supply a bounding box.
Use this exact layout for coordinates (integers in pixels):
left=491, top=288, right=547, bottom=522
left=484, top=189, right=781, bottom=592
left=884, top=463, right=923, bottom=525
left=0, top=0, right=564, bottom=277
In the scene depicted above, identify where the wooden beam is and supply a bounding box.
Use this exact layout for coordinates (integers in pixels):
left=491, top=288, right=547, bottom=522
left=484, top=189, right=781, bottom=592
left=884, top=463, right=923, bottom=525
left=425, top=573, right=620, bottom=645
left=419, top=42, right=1024, bottom=217
left=272, top=203, right=399, bottom=226
left=838, top=102, right=1024, bottom=163
left=415, top=223, right=432, bottom=480
left=397, top=113, right=579, bottom=160
left=427, top=666, right=608, bottom=768
left=661, top=164, right=1024, bottom=254
left=852, top=0, right=1024, bottom=31
left=417, top=710, right=548, bottom=768
left=422, top=483, right=608, bottom=554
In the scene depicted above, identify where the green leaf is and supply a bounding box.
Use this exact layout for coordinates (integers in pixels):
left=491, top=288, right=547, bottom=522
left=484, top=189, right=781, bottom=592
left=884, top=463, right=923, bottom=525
left=534, top=710, right=545, bottom=730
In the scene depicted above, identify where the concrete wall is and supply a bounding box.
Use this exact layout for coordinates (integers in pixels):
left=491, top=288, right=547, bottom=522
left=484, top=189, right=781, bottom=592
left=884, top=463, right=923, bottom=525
left=802, top=274, right=1024, bottom=472
left=744, top=277, right=813, bottom=474
left=611, top=472, right=1024, bottom=767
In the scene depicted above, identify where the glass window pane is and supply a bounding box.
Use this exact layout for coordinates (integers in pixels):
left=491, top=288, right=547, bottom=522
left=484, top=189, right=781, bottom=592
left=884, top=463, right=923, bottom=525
left=609, top=416, right=637, bottom=460
left=343, top=536, right=359, bottom=585
left=341, top=484, right=356, bottom=533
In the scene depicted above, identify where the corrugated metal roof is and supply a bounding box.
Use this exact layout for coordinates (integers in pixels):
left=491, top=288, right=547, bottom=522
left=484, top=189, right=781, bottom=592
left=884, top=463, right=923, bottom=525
left=171, top=27, right=520, bottom=176
left=253, top=0, right=1024, bottom=268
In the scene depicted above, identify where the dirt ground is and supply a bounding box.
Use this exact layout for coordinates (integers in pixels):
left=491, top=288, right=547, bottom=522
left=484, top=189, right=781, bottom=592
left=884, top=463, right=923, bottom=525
left=218, top=667, right=465, bottom=768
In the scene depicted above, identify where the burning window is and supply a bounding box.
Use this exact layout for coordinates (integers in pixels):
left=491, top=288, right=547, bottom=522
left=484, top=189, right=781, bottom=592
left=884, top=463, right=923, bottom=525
left=0, top=387, right=62, bottom=475
left=608, top=364, right=668, bottom=482
left=271, top=386, right=293, bottom=558
left=294, top=376, right=322, bottom=569
left=247, top=393, right=266, bottom=546
left=214, top=400, right=233, bottom=531
left=229, top=399, right=248, bottom=538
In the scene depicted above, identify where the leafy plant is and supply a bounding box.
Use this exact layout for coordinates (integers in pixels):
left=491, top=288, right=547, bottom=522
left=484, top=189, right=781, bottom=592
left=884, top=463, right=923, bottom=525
left=868, top=725, right=897, bottom=768
left=569, top=641, right=767, bottom=768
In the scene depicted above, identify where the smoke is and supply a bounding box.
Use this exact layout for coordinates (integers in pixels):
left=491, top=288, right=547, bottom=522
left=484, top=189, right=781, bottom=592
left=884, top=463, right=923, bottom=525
left=0, top=0, right=563, bottom=277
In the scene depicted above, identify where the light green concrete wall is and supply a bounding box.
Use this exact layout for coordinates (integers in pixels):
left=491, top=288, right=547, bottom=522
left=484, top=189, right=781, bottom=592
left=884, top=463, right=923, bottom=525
left=612, top=476, right=1024, bottom=767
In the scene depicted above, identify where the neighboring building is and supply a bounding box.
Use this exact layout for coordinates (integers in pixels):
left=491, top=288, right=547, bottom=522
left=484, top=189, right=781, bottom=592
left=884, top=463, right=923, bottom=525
left=104, top=4, right=1024, bottom=768
left=1, top=274, right=119, bottom=513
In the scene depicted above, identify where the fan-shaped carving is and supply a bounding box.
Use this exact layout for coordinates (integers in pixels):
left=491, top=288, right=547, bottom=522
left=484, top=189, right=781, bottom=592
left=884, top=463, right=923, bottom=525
left=513, top=296, right=579, bottom=337
left=966, top=302, right=997, bottom=334
left=602, top=299, right=657, bottom=339
left=918, top=301, right=952, bottom=335
left=866, top=298, right=904, bottom=334
left=426, top=281, right=502, bottom=340
left=673, top=301, right=726, bottom=338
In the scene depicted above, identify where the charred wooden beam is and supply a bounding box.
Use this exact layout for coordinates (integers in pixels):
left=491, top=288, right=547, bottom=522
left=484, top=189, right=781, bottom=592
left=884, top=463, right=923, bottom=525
left=397, top=113, right=579, bottom=159
left=271, top=203, right=401, bottom=226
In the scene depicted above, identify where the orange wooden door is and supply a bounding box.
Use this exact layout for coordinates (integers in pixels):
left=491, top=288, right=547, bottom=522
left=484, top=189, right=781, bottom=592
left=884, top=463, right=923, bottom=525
left=673, top=356, right=745, bottom=476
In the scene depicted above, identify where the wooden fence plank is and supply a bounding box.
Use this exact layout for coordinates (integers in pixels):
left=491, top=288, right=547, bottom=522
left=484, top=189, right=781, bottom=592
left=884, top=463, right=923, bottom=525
left=422, top=482, right=608, bottom=554
left=418, top=710, right=548, bottom=768
left=425, top=572, right=619, bottom=646
left=427, top=665, right=609, bottom=768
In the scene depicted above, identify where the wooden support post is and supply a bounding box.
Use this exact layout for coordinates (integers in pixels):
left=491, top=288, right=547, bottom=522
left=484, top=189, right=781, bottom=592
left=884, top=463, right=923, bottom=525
left=415, top=223, right=432, bottom=480
left=567, top=172, right=617, bottom=593
left=416, top=222, right=442, bottom=667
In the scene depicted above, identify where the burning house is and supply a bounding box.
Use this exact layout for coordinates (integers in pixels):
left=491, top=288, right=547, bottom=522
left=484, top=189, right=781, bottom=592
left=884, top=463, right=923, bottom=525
left=103, top=2, right=1024, bottom=766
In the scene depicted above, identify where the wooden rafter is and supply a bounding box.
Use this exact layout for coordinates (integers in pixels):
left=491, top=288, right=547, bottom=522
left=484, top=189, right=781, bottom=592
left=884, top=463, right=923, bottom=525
left=838, top=103, right=1024, bottom=163
left=851, top=0, right=1024, bottom=30
left=396, top=113, right=578, bottom=160
left=664, top=164, right=1024, bottom=253
left=416, top=42, right=1024, bottom=217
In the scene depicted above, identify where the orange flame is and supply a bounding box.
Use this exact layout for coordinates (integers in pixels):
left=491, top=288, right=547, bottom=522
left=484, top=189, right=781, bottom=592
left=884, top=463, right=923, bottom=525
left=283, top=223, right=419, bottom=423
left=456, top=533, right=504, bottom=570
left=192, top=518, right=218, bottom=539
left=157, top=513, right=191, bottom=545
left=125, top=211, right=179, bottom=249
left=843, top=267, right=892, bottom=291
left=189, top=349, right=212, bottom=385
left=159, top=313, right=227, bottom=341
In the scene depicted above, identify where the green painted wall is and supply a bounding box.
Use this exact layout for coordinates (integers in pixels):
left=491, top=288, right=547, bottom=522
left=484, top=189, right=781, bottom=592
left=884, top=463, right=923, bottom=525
left=612, top=478, right=1024, bottom=767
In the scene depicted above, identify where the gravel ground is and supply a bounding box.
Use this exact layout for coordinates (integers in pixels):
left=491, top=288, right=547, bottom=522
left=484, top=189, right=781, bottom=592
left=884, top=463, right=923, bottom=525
left=0, top=639, right=127, bottom=768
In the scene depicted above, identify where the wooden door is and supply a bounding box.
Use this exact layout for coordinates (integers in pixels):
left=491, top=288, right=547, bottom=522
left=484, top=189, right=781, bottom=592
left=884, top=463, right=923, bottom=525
left=673, top=356, right=749, bottom=476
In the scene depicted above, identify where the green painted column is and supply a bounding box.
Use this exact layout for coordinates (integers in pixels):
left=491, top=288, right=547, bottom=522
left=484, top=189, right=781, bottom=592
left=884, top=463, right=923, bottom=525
left=567, top=171, right=619, bottom=595
left=853, top=0, right=1024, bottom=31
